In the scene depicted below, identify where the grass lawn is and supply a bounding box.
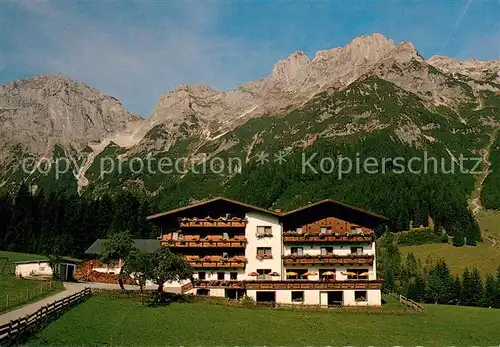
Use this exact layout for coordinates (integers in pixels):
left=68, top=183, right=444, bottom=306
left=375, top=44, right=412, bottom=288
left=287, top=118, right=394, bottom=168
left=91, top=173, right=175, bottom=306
left=28, top=295, right=500, bottom=346
left=400, top=242, right=500, bottom=277
left=478, top=210, right=500, bottom=248
left=0, top=251, right=64, bottom=312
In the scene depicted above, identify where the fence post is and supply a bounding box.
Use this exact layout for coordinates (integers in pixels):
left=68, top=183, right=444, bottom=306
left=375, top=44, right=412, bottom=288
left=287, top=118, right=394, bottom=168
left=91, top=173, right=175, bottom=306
left=5, top=294, right=9, bottom=309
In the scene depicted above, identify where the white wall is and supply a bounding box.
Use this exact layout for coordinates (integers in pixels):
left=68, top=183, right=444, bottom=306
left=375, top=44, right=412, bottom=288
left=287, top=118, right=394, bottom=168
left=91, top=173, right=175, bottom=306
left=246, top=289, right=381, bottom=306
left=15, top=262, right=52, bottom=277
left=244, top=211, right=283, bottom=279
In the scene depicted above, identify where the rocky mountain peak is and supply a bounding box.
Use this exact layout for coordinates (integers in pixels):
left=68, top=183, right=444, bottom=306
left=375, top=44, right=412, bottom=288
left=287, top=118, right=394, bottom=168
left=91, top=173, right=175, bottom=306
left=0, top=74, right=139, bottom=154
left=427, top=55, right=500, bottom=82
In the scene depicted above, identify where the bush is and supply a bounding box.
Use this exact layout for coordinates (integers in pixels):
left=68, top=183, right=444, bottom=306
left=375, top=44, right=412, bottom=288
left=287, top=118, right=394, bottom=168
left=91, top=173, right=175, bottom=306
left=397, top=228, right=442, bottom=246
left=440, top=235, right=449, bottom=243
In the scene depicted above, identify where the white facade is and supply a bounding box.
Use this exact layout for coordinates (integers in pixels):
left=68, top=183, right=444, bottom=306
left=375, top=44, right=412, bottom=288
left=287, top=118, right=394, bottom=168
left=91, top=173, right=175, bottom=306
left=244, top=211, right=283, bottom=278
left=158, top=199, right=383, bottom=307
left=15, top=261, right=52, bottom=277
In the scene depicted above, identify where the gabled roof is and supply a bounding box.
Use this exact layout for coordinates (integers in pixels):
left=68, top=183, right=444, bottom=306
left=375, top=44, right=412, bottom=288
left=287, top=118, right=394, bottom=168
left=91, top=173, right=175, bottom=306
left=85, top=239, right=160, bottom=255
left=146, top=196, right=388, bottom=225
left=281, top=199, right=388, bottom=220
left=146, top=196, right=280, bottom=220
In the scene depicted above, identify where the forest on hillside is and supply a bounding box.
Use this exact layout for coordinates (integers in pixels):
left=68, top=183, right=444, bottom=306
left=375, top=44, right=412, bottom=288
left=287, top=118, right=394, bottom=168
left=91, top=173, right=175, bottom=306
left=0, top=176, right=481, bottom=258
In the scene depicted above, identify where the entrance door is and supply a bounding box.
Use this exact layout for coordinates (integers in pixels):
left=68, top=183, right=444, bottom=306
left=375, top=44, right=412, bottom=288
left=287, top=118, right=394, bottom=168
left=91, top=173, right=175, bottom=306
left=320, top=291, right=328, bottom=307
left=327, top=291, right=343, bottom=306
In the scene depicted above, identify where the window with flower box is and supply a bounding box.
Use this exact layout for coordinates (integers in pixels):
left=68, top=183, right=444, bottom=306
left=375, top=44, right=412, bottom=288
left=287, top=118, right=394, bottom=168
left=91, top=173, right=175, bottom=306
left=256, top=226, right=273, bottom=237
left=291, top=291, right=304, bottom=302
left=291, top=247, right=303, bottom=256
left=355, top=290, right=367, bottom=302
left=320, top=247, right=333, bottom=255
left=257, top=247, right=272, bottom=259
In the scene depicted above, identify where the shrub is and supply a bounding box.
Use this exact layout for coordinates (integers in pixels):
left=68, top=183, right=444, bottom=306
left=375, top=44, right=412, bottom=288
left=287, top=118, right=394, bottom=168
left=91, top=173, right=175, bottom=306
left=397, top=228, right=442, bottom=246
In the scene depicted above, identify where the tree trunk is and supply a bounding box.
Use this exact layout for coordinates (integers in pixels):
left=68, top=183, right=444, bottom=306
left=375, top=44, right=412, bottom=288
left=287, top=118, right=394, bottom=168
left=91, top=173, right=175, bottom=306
left=118, top=267, right=125, bottom=291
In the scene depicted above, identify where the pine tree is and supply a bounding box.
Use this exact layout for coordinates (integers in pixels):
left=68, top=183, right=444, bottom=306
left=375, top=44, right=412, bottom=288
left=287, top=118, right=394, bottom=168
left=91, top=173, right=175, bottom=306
left=483, top=276, right=496, bottom=308
left=461, top=268, right=473, bottom=306
left=451, top=275, right=461, bottom=305
left=469, top=268, right=484, bottom=307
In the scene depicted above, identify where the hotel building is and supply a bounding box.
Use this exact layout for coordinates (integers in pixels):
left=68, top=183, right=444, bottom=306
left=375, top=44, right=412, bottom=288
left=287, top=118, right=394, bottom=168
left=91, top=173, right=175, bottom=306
left=147, top=197, right=387, bottom=307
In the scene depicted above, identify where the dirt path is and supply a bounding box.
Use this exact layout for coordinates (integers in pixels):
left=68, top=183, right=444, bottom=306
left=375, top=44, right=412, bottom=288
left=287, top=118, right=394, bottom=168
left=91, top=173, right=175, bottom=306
left=0, top=281, right=181, bottom=326
left=0, top=283, right=82, bottom=326
left=470, top=129, right=498, bottom=215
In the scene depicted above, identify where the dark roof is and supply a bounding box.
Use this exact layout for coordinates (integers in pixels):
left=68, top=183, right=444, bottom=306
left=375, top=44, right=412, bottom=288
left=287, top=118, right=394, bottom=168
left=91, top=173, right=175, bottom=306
left=85, top=239, right=160, bottom=255
left=281, top=199, right=388, bottom=220
left=146, top=196, right=281, bottom=220
left=147, top=196, right=387, bottom=222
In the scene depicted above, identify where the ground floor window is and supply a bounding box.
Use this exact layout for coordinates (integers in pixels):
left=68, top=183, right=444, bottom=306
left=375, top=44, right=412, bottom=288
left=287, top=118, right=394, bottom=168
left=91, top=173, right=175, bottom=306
left=291, top=291, right=304, bottom=303
left=196, top=289, right=210, bottom=296
left=355, top=290, right=368, bottom=302
left=256, top=291, right=276, bottom=302
left=217, top=272, right=225, bottom=280
left=225, top=289, right=246, bottom=300
left=230, top=272, right=238, bottom=280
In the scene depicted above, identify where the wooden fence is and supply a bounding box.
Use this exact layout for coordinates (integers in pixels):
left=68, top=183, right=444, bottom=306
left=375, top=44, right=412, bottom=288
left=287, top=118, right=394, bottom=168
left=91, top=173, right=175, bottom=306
left=389, top=292, right=424, bottom=311
left=4, top=281, right=54, bottom=310
left=0, top=287, right=92, bottom=345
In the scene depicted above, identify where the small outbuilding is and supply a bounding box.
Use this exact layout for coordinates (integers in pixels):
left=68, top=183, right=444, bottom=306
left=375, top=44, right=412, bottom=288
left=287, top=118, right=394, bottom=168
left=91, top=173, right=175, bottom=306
left=14, top=258, right=79, bottom=281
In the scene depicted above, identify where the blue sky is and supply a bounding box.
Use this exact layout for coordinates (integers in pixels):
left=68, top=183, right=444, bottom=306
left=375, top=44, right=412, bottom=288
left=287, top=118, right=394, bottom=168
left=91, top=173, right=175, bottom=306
left=1, top=0, right=499, bottom=116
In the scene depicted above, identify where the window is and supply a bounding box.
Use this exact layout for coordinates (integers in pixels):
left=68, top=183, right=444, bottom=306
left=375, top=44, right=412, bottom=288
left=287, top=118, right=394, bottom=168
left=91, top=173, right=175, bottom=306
left=198, top=272, right=206, bottom=280
left=217, top=272, right=225, bottom=280
left=325, top=227, right=332, bottom=234
left=257, top=226, right=272, bottom=237
left=320, top=227, right=327, bottom=233
left=257, top=269, right=272, bottom=279
left=320, top=226, right=332, bottom=234
left=230, top=272, right=238, bottom=280
left=291, top=247, right=303, bottom=255
left=320, top=247, right=333, bottom=255
left=355, top=291, right=368, bottom=302
left=223, top=232, right=229, bottom=240
left=291, top=291, right=304, bottom=302
left=172, top=232, right=179, bottom=240
left=257, top=247, right=272, bottom=259
left=296, top=227, right=303, bottom=234
left=351, top=247, right=363, bottom=255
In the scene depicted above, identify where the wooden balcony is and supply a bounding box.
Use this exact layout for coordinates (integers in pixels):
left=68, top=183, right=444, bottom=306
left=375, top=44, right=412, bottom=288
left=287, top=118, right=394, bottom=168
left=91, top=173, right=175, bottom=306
left=160, top=239, right=247, bottom=248
left=187, top=256, right=246, bottom=268
left=243, top=280, right=383, bottom=290
left=179, top=217, right=247, bottom=228
left=282, top=232, right=373, bottom=243
left=282, top=254, right=374, bottom=266
left=194, top=280, right=244, bottom=288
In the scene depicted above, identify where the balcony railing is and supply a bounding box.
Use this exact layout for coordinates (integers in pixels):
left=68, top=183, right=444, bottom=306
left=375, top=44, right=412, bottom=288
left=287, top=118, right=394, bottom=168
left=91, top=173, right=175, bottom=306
left=193, top=279, right=383, bottom=290
left=194, top=280, right=244, bottom=288
left=282, top=254, right=374, bottom=266
left=283, top=232, right=373, bottom=243
left=186, top=256, right=247, bottom=268
left=179, top=217, right=247, bottom=228
left=243, top=280, right=383, bottom=290
left=160, top=238, right=247, bottom=248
